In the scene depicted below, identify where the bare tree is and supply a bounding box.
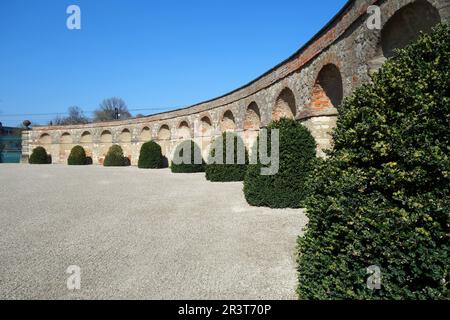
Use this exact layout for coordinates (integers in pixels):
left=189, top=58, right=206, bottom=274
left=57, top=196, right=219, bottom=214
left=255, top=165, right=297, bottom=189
left=94, top=97, right=131, bottom=122
left=53, top=106, right=89, bottom=125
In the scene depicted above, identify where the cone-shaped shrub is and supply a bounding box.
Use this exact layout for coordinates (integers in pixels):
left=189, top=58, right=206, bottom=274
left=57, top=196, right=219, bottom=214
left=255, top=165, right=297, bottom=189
left=68, top=145, right=88, bottom=165
left=138, top=141, right=163, bottom=169
left=171, top=140, right=205, bottom=173
left=103, top=145, right=128, bottom=167
left=297, top=24, right=450, bottom=299
left=244, top=118, right=316, bottom=208
left=205, top=132, right=248, bottom=182
left=29, top=146, right=51, bottom=164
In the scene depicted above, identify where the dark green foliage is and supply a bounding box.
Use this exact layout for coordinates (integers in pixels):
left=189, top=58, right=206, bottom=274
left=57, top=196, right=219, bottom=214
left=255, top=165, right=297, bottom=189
left=171, top=140, right=205, bottom=173
left=205, top=132, right=248, bottom=182
left=103, top=145, right=128, bottom=167
left=298, top=24, right=450, bottom=299
left=244, top=118, right=316, bottom=208
left=29, top=146, right=51, bottom=164
left=138, top=141, right=164, bottom=169
left=67, top=145, right=89, bottom=165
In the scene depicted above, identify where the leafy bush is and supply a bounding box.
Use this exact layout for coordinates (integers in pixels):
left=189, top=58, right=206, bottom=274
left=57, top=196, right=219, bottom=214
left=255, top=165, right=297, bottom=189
left=297, top=24, right=450, bottom=299
left=67, top=145, right=89, bottom=165
left=244, top=118, right=316, bottom=208
left=29, top=146, right=51, bottom=164
left=205, top=132, right=248, bottom=182
left=171, top=140, right=205, bottom=173
left=103, top=145, right=128, bottom=167
left=138, top=141, right=164, bottom=169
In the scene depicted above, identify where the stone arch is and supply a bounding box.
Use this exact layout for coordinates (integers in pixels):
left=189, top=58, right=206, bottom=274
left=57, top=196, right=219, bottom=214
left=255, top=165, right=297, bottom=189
left=272, top=87, right=296, bottom=121
left=177, top=120, right=191, bottom=140
left=244, top=102, right=261, bottom=152
left=157, top=124, right=171, bottom=140
left=39, top=133, right=51, bottom=144
left=79, top=131, right=92, bottom=144
left=370, top=0, right=441, bottom=72
left=100, top=130, right=113, bottom=143
left=140, top=126, right=151, bottom=142
left=220, top=110, right=236, bottom=132
left=60, top=132, right=72, bottom=144
left=98, top=130, right=112, bottom=164
left=157, top=124, right=171, bottom=159
left=382, top=0, right=440, bottom=58
left=79, top=131, right=93, bottom=159
left=59, top=132, right=73, bottom=162
left=200, top=116, right=212, bottom=137
left=119, top=128, right=131, bottom=143
left=244, top=102, right=261, bottom=130
left=311, top=63, right=343, bottom=112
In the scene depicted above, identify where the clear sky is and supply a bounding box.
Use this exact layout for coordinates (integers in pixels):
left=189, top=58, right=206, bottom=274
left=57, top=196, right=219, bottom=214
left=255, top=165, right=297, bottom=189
left=0, top=0, right=348, bottom=127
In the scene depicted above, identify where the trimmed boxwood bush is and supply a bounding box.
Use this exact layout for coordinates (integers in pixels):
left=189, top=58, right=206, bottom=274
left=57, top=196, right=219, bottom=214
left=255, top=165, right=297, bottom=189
left=138, top=141, right=164, bottom=169
left=67, top=145, right=89, bottom=165
left=171, top=140, right=205, bottom=173
left=244, top=118, right=316, bottom=208
left=29, top=146, right=51, bottom=164
left=103, top=145, right=128, bottom=167
left=297, top=24, right=450, bottom=299
left=205, top=132, right=248, bottom=182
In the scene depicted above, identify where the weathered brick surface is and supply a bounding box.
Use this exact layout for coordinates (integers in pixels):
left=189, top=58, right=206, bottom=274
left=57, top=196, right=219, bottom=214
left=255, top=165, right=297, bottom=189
left=24, top=0, right=450, bottom=165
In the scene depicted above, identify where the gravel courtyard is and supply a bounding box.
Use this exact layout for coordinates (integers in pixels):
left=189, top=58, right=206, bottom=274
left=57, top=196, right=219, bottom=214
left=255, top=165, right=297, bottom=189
left=0, top=164, right=307, bottom=300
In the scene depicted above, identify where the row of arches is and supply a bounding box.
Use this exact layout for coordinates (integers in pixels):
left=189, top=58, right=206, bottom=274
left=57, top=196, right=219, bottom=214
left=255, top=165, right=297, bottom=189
left=38, top=69, right=343, bottom=147
left=38, top=1, right=442, bottom=149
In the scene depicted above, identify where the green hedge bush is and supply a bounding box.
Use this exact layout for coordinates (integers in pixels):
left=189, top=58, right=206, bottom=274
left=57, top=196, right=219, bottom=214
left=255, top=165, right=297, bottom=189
left=138, top=141, right=164, bottom=169
left=67, top=145, right=89, bottom=165
left=171, top=140, right=205, bottom=173
left=29, top=146, right=51, bottom=164
left=244, top=118, right=316, bottom=208
left=205, top=132, right=248, bottom=182
left=297, top=24, right=450, bottom=299
left=103, top=145, right=129, bottom=167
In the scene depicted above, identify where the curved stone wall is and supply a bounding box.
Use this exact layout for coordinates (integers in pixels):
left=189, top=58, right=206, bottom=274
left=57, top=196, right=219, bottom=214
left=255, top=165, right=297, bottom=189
left=23, top=0, right=450, bottom=165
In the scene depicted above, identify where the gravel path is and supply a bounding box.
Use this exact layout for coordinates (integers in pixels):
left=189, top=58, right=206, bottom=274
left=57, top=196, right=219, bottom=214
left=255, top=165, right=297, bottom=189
left=0, top=164, right=307, bottom=300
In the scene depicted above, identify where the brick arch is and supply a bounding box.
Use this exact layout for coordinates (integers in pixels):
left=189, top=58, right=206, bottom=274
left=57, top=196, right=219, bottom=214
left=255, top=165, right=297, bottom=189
left=157, top=124, right=171, bottom=140
left=382, top=0, right=440, bottom=58
left=79, top=131, right=92, bottom=144
left=199, top=115, right=213, bottom=137
left=369, top=0, right=441, bottom=72
left=119, top=128, right=131, bottom=142
left=140, top=126, right=152, bottom=142
left=177, top=119, right=191, bottom=140
left=60, top=132, right=72, bottom=144
left=220, top=109, right=236, bottom=132
left=272, top=87, right=297, bottom=121
left=310, top=63, right=343, bottom=112
left=59, top=132, right=73, bottom=162
left=39, top=133, right=52, bottom=144
left=100, top=130, right=113, bottom=143
left=244, top=102, right=261, bottom=130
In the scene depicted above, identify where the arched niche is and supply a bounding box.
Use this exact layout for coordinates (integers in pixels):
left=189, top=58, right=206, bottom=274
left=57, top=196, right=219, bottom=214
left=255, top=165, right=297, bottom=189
left=220, top=110, right=236, bottom=132
left=311, top=64, right=343, bottom=112
left=177, top=121, right=191, bottom=140
left=272, top=87, right=296, bottom=121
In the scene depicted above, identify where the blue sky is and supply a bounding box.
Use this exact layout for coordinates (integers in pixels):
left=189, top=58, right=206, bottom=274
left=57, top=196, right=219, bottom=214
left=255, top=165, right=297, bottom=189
left=0, top=0, right=348, bottom=126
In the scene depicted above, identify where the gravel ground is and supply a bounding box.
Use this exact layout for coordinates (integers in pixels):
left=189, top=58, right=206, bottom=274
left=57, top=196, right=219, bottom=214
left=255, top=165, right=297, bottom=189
left=0, top=164, right=307, bottom=300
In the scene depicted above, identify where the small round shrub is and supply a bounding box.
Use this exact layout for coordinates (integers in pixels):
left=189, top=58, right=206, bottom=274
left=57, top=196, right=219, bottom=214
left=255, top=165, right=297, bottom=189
left=29, top=146, right=51, bottom=164
left=297, top=24, right=450, bottom=299
left=103, top=145, right=128, bottom=167
left=171, top=140, right=205, bottom=173
left=138, top=141, right=163, bottom=169
left=205, top=132, right=248, bottom=182
left=67, top=145, right=88, bottom=165
left=244, top=118, right=316, bottom=208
